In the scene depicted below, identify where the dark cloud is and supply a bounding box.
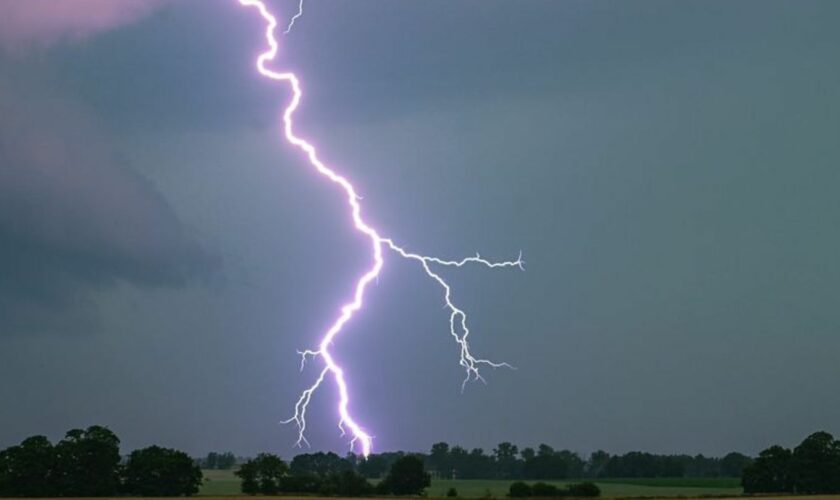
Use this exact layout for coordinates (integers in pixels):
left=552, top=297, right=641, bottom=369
left=0, top=80, right=214, bottom=335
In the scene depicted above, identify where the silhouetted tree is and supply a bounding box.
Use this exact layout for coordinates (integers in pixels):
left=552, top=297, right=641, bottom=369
left=378, top=455, right=431, bottom=495
left=54, top=426, right=121, bottom=496
left=202, top=451, right=237, bottom=470
left=204, top=452, right=219, bottom=469
left=521, top=448, right=536, bottom=463
left=508, top=481, right=532, bottom=497
left=530, top=481, right=560, bottom=496
left=494, top=442, right=521, bottom=479
left=556, top=450, right=585, bottom=478
left=742, top=445, right=793, bottom=493
left=508, top=481, right=600, bottom=497
left=791, top=431, right=840, bottom=493
left=321, top=470, right=374, bottom=496
left=567, top=482, right=601, bottom=497
left=429, top=442, right=452, bottom=478
left=290, top=451, right=352, bottom=478
left=358, top=452, right=398, bottom=478
left=0, top=436, right=58, bottom=497
left=122, top=445, right=202, bottom=496
left=523, top=444, right=578, bottom=479
left=586, top=450, right=610, bottom=478
left=603, top=451, right=686, bottom=478
left=720, top=452, right=752, bottom=477
left=236, top=453, right=288, bottom=495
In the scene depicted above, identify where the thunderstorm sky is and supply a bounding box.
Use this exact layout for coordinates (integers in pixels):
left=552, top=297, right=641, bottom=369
left=1, top=0, right=839, bottom=457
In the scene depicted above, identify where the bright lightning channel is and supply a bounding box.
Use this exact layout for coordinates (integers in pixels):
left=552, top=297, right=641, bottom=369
left=237, top=0, right=523, bottom=458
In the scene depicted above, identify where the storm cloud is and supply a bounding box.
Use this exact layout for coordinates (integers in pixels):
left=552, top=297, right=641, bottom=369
left=0, top=79, right=213, bottom=335
left=2, top=0, right=840, bottom=458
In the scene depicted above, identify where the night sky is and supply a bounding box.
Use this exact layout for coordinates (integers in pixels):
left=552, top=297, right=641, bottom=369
left=1, top=0, right=840, bottom=458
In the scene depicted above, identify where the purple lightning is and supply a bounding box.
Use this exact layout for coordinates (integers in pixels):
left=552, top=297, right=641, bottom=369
left=237, top=0, right=523, bottom=458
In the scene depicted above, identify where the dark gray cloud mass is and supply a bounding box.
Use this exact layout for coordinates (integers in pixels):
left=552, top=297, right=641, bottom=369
left=1, top=0, right=840, bottom=459
left=0, top=78, right=212, bottom=334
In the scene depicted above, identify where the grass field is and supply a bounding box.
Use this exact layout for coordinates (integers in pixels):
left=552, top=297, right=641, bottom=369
left=11, top=497, right=840, bottom=500
left=200, top=469, right=241, bottom=496
left=199, top=470, right=743, bottom=497
left=424, top=478, right=741, bottom=498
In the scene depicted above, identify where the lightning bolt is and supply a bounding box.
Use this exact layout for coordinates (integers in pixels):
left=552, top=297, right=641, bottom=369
left=283, top=0, right=304, bottom=35
left=238, top=0, right=523, bottom=458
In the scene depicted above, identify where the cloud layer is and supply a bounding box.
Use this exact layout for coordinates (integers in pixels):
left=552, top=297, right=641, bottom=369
left=0, top=0, right=164, bottom=50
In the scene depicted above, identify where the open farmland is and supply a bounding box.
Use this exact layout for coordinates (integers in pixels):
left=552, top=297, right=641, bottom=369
left=199, top=470, right=743, bottom=497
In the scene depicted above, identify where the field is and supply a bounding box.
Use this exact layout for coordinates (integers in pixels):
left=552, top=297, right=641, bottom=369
left=199, top=470, right=743, bottom=497
left=426, top=478, right=741, bottom=498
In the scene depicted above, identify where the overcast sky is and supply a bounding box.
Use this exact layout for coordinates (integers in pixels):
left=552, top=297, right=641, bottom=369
left=1, top=0, right=839, bottom=459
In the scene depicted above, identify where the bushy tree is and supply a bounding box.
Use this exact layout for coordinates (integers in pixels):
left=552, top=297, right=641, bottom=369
left=494, top=442, right=520, bottom=479
left=509, top=481, right=532, bottom=497
left=522, top=445, right=583, bottom=479
left=236, top=453, right=288, bottom=495
left=378, top=455, right=431, bottom=495
left=122, top=445, right=203, bottom=496
left=358, top=452, right=401, bottom=478
left=507, top=481, right=600, bottom=498
left=202, top=451, right=236, bottom=470
left=54, top=426, right=121, bottom=496
left=742, top=445, right=794, bottom=493
left=289, top=451, right=352, bottom=478
left=0, top=436, right=58, bottom=497
left=586, top=451, right=610, bottom=478
left=204, top=452, right=219, bottom=470
left=791, top=431, right=840, bottom=493
left=530, top=482, right=560, bottom=496
left=321, top=470, right=374, bottom=496
left=720, top=452, right=752, bottom=477
left=603, top=451, right=686, bottom=478
left=566, top=482, right=601, bottom=497
left=429, top=442, right=452, bottom=478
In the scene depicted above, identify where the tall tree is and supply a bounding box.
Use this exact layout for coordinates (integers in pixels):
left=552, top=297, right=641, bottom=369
left=122, top=445, right=203, bottom=496
left=0, top=436, right=58, bottom=497
left=379, top=455, right=431, bottom=495
left=429, top=442, right=452, bottom=478
left=54, top=426, right=121, bottom=496
left=494, top=442, right=521, bottom=479
left=720, top=452, right=752, bottom=478
left=289, top=452, right=352, bottom=478
left=236, top=453, right=288, bottom=495
left=791, top=431, right=840, bottom=493
left=742, top=445, right=794, bottom=493
left=587, top=450, right=610, bottom=478
left=357, top=452, right=398, bottom=478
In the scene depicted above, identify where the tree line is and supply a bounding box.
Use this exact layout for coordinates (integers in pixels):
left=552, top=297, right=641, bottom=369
left=198, top=451, right=237, bottom=470
left=0, top=426, right=202, bottom=497
left=236, top=452, right=431, bottom=496
left=4, top=425, right=840, bottom=497
left=369, top=442, right=754, bottom=480
left=234, top=451, right=600, bottom=498
left=200, top=443, right=754, bottom=482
